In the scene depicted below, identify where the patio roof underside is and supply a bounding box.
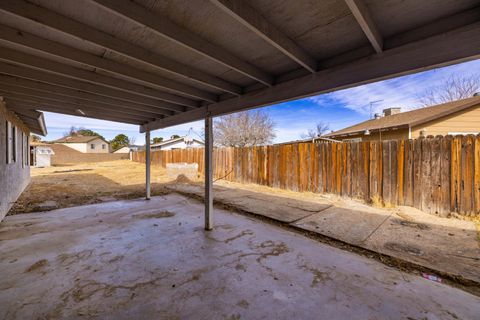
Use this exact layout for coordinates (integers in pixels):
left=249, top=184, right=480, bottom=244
left=0, top=0, right=479, bottom=134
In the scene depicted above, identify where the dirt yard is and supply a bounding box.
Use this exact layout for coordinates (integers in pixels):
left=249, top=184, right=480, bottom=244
left=9, top=160, right=179, bottom=214
left=8, top=160, right=480, bottom=293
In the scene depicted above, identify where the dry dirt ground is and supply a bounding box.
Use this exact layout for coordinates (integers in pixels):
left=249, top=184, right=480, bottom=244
left=2, top=195, right=479, bottom=319
left=8, top=160, right=480, bottom=292
left=9, top=160, right=174, bottom=214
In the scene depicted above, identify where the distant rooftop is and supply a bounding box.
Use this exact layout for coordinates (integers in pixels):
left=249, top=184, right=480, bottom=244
left=53, top=135, right=107, bottom=144
left=326, top=96, right=480, bottom=137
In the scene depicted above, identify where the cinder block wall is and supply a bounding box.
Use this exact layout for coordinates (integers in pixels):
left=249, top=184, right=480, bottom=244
left=0, top=101, right=31, bottom=221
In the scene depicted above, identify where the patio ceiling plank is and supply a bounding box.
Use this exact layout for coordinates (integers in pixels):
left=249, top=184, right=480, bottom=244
left=0, top=74, right=174, bottom=116
left=0, top=84, right=169, bottom=119
left=1, top=92, right=155, bottom=122
left=0, top=24, right=217, bottom=102
left=0, top=0, right=242, bottom=96
left=91, top=0, right=274, bottom=86
left=210, top=0, right=317, bottom=73
left=0, top=62, right=185, bottom=112
left=344, top=0, right=383, bottom=53
left=7, top=101, right=144, bottom=125
left=0, top=47, right=196, bottom=110
left=141, top=21, right=480, bottom=132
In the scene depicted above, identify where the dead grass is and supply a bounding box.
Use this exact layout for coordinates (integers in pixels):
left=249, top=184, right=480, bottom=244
left=8, top=160, right=179, bottom=215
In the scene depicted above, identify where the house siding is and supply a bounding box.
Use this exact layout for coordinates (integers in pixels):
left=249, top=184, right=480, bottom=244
left=60, top=138, right=110, bottom=153
left=331, top=128, right=409, bottom=142
left=0, top=101, right=30, bottom=221
left=411, top=104, right=480, bottom=137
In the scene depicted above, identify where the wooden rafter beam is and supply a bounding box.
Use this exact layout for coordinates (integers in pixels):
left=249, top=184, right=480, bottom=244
left=0, top=92, right=153, bottom=122
left=141, top=22, right=480, bottom=132
left=91, top=0, right=274, bottom=86
left=0, top=0, right=241, bottom=96
left=0, top=74, right=173, bottom=116
left=344, top=0, right=383, bottom=53
left=7, top=100, right=144, bottom=125
left=210, top=0, right=317, bottom=73
left=0, top=84, right=168, bottom=119
left=0, top=47, right=195, bottom=110
left=0, top=62, right=183, bottom=112
left=0, top=24, right=216, bottom=102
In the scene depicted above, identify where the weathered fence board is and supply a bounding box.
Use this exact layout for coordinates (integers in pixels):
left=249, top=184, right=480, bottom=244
left=133, top=134, right=480, bottom=216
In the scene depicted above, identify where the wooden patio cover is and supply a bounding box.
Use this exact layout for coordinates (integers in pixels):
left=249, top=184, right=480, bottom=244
left=0, top=0, right=479, bottom=228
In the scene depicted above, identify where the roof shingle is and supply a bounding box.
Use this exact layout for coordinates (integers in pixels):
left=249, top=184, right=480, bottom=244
left=326, top=96, right=480, bottom=137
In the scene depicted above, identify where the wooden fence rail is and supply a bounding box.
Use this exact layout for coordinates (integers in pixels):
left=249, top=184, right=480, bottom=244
left=132, top=135, right=480, bottom=217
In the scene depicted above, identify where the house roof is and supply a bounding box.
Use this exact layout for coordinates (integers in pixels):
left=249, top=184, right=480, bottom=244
left=53, top=135, right=108, bottom=144
left=325, top=96, right=480, bottom=137
left=151, top=136, right=204, bottom=148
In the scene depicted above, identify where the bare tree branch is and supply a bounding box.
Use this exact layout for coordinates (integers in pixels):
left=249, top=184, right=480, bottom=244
left=214, top=110, right=276, bottom=147
left=301, top=121, right=330, bottom=139
left=419, top=74, right=480, bottom=106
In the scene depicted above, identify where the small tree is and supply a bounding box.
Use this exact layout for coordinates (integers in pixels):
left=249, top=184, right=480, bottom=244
left=214, top=110, right=276, bottom=147
left=419, top=74, right=480, bottom=106
left=152, top=137, right=163, bottom=144
left=170, top=134, right=181, bottom=139
left=110, top=134, right=130, bottom=151
left=301, top=121, right=330, bottom=139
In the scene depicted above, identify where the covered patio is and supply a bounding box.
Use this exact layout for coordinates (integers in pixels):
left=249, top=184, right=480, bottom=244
left=0, top=0, right=480, bottom=318
left=0, top=0, right=479, bottom=229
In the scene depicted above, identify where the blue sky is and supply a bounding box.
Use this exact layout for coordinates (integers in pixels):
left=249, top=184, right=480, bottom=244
left=41, top=59, right=480, bottom=144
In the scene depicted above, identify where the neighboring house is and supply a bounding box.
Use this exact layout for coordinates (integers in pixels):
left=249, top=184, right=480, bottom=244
left=53, top=135, right=110, bottom=153
left=151, top=136, right=204, bottom=151
left=113, top=145, right=142, bottom=153
left=325, top=96, right=480, bottom=142
left=0, top=99, right=47, bottom=220
left=30, top=143, right=55, bottom=167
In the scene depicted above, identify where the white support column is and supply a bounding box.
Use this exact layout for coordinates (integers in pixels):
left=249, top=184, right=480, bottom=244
left=145, top=130, right=151, bottom=200
left=204, top=115, right=213, bottom=230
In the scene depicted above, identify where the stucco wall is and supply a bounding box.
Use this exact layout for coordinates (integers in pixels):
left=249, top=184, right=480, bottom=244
left=0, top=101, right=30, bottom=221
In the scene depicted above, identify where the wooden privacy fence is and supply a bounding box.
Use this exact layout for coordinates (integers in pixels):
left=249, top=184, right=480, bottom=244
left=132, top=135, right=480, bottom=217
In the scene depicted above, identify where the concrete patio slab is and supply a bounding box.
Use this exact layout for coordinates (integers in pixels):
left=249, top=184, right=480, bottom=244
left=292, top=206, right=391, bottom=245
left=168, top=184, right=332, bottom=223
left=364, top=207, right=480, bottom=283
left=1, top=195, right=478, bottom=319
left=167, top=182, right=480, bottom=286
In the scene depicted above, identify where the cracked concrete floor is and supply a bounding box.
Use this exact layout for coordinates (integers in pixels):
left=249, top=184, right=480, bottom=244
left=0, top=195, right=479, bottom=319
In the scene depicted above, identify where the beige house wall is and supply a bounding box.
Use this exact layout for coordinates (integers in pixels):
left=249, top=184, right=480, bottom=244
left=0, top=101, right=31, bottom=220
left=411, top=105, right=480, bottom=137
left=61, top=138, right=110, bottom=153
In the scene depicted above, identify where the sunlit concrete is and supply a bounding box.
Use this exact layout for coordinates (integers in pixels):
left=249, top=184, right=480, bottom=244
left=0, top=195, right=478, bottom=319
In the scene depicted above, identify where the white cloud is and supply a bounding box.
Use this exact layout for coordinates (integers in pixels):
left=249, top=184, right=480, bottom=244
left=308, top=59, right=480, bottom=115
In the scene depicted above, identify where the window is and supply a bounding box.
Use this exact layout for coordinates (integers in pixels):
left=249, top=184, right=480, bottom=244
left=102, top=144, right=106, bottom=150
left=26, top=134, right=30, bottom=166
left=91, top=143, right=95, bottom=150
left=21, top=132, right=24, bottom=168
left=6, top=121, right=16, bottom=164
left=5, top=121, right=9, bottom=164
left=12, top=124, right=16, bottom=163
